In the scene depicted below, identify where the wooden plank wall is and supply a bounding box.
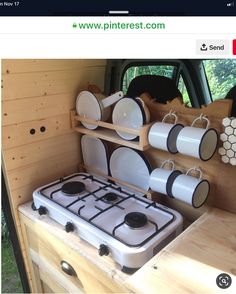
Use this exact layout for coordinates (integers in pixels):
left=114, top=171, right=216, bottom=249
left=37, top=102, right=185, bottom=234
left=1, top=59, right=107, bottom=227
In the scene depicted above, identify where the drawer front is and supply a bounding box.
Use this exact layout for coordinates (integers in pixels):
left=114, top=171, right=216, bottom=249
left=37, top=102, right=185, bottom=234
left=21, top=214, right=125, bottom=293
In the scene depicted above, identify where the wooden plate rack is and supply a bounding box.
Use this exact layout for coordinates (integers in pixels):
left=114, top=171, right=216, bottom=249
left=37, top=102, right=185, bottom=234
left=70, top=110, right=152, bottom=151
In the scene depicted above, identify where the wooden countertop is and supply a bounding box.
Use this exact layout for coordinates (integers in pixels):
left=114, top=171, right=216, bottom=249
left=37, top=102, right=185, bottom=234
left=18, top=202, right=130, bottom=286
left=126, top=207, right=236, bottom=293
left=19, top=203, right=236, bottom=293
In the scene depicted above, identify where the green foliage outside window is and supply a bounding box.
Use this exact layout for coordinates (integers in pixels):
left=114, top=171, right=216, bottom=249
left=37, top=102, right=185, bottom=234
left=178, top=75, right=191, bottom=107
left=203, top=59, right=236, bottom=101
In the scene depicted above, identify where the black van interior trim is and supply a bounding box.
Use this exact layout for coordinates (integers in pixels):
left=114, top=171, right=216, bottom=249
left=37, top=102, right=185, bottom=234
left=1, top=170, right=30, bottom=293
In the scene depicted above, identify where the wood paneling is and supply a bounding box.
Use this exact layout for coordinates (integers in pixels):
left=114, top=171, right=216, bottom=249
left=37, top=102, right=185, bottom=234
left=2, top=67, right=105, bottom=100
left=7, top=151, right=80, bottom=190
left=2, top=113, right=72, bottom=149
left=2, top=93, right=75, bottom=126
left=3, top=133, right=79, bottom=171
left=2, top=59, right=106, bottom=74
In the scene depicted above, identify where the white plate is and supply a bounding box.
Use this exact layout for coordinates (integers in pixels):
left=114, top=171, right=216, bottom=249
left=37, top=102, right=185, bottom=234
left=109, top=147, right=151, bottom=190
left=81, top=135, right=109, bottom=179
left=112, top=98, right=145, bottom=140
left=76, top=91, right=101, bottom=130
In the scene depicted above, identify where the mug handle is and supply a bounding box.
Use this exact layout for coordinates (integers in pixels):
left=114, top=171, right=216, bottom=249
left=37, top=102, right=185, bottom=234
left=161, top=159, right=175, bottom=171
left=162, top=110, right=178, bottom=124
left=186, top=167, right=203, bottom=180
left=135, top=97, right=145, bottom=108
left=191, top=114, right=210, bottom=129
left=101, top=91, right=124, bottom=108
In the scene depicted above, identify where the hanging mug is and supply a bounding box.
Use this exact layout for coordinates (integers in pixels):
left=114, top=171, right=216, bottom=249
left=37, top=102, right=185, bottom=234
left=171, top=167, right=210, bottom=208
left=176, top=114, right=218, bottom=161
left=149, top=160, right=182, bottom=197
left=148, top=111, right=184, bottom=154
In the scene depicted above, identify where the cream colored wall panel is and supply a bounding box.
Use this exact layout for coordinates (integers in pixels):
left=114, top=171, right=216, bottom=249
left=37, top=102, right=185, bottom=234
left=2, top=67, right=105, bottom=100
left=3, top=133, right=79, bottom=171
left=2, top=59, right=106, bottom=74
left=2, top=93, right=75, bottom=126
left=2, top=113, right=72, bottom=150
left=7, top=151, right=80, bottom=190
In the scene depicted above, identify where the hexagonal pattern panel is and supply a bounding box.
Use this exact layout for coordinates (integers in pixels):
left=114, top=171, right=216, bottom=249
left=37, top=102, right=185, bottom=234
left=220, top=133, right=228, bottom=142
left=225, top=126, right=233, bottom=135
left=229, top=158, right=236, bottom=166
left=223, top=141, right=231, bottom=150
left=222, top=155, right=230, bottom=163
left=226, top=149, right=234, bottom=158
left=228, top=135, right=236, bottom=143
left=219, top=117, right=236, bottom=165
left=232, top=143, right=236, bottom=152
left=218, top=147, right=226, bottom=155
left=222, top=117, right=231, bottom=127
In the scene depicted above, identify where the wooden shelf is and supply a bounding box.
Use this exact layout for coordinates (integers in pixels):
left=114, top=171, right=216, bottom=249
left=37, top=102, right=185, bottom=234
left=70, top=110, right=151, bottom=151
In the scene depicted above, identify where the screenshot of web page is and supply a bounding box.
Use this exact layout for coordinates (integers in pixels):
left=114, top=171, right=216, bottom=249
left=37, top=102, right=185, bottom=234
left=1, top=2, right=236, bottom=294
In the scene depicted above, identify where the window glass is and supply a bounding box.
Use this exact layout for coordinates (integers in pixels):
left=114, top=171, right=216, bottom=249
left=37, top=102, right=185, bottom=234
left=203, top=60, right=236, bottom=101
left=178, top=75, right=192, bottom=106
left=122, top=65, right=175, bottom=94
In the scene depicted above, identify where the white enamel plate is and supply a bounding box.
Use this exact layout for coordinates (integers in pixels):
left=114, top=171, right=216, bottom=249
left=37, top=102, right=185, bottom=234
left=109, top=147, right=151, bottom=190
left=112, top=98, right=145, bottom=140
left=76, top=91, right=101, bottom=130
left=81, top=135, right=109, bottom=178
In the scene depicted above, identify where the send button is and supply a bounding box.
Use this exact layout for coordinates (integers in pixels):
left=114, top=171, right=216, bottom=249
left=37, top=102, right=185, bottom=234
left=197, top=40, right=229, bottom=55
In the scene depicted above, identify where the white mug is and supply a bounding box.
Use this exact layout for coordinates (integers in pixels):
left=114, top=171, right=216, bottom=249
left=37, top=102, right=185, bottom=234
left=171, top=167, right=210, bottom=208
left=149, top=160, right=182, bottom=197
left=176, top=114, right=218, bottom=161
left=148, top=111, right=184, bottom=154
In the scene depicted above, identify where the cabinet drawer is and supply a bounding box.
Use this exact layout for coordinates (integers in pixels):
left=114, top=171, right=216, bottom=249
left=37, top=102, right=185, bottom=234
left=31, top=253, right=84, bottom=293
left=21, top=214, right=125, bottom=293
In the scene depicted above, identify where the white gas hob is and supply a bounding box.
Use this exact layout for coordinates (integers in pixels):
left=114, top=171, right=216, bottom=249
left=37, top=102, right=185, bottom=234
left=32, top=173, right=183, bottom=272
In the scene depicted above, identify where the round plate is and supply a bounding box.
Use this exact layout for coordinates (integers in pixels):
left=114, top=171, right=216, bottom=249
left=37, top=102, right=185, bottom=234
left=112, top=98, right=145, bottom=140
left=109, top=147, right=151, bottom=190
left=81, top=135, right=109, bottom=179
left=76, top=91, right=101, bottom=130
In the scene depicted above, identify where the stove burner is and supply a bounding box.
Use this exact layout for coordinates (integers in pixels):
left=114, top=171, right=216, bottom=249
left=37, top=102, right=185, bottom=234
left=102, top=192, right=119, bottom=202
left=124, top=212, right=148, bottom=229
left=61, top=181, right=85, bottom=196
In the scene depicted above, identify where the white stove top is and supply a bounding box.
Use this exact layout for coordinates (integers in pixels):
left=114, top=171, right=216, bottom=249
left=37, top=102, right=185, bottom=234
left=33, top=173, right=183, bottom=271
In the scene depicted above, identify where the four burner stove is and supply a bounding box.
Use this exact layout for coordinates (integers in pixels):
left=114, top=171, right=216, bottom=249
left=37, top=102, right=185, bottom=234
left=32, top=173, right=183, bottom=272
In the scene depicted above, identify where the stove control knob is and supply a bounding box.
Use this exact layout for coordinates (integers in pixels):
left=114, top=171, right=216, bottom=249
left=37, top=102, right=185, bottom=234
left=38, top=206, right=47, bottom=215
left=65, top=222, right=74, bottom=233
left=98, top=244, right=109, bottom=256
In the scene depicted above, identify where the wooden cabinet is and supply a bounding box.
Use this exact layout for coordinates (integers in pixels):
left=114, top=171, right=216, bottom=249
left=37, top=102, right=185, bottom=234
left=19, top=206, right=129, bottom=294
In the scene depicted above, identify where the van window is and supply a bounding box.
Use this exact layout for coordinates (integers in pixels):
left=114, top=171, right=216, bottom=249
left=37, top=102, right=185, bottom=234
left=203, top=60, right=236, bottom=101
left=122, top=65, right=176, bottom=94
left=178, top=74, right=192, bottom=107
